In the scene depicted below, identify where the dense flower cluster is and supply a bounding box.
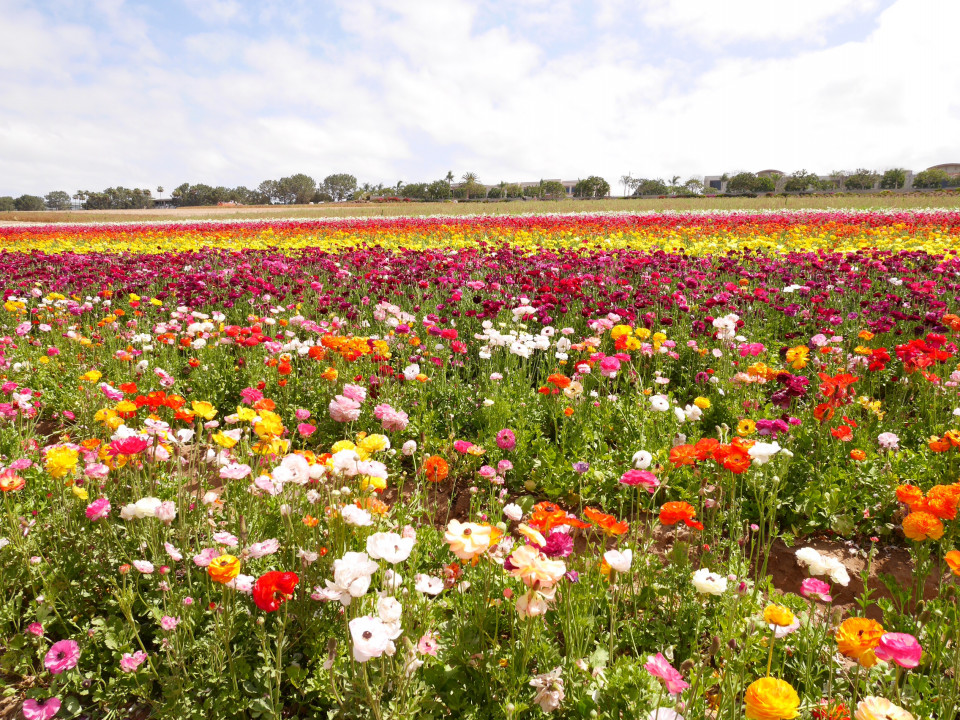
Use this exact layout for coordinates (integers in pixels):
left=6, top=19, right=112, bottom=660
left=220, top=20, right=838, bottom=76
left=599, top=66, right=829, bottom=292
left=1, top=210, right=958, bottom=719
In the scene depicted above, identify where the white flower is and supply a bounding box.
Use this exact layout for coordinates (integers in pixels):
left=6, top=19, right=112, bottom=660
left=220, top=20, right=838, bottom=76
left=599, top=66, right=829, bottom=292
left=877, top=432, right=900, bottom=451
left=366, top=532, right=415, bottom=564
left=377, top=595, right=403, bottom=636
left=414, top=574, right=444, bottom=596
left=795, top=547, right=850, bottom=586
left=227, top=574, right=255, bottom=594
left=299, top=548, right=319, bottom=567
left=383, top=569, right=403, bottom=591
left=503, top=503, right=524, bottom=522
left=691, top=568, right=728, bottom=595
left=647, top=709, right=684, bottom=720
left=341, top=504, right=373, bottom=527
left=349, top=616, right=397, bottom=662
left=319, top=551, right=379, bottom=606
left=134, top=497, right=163, bottom=519
left=748, top=442, right=781, bottom=465
left=603, top=549, right=633, bottom=573
left=402, top=364, right=420, bottom=382
left=401, top=440, right=417, bottom=456
left=682, top=404, right=702, bottom=422
left=331, top=449, right=361, bottom=477
left=632, top=450, right=652, bottom=469
left=650, top=395, right=670, bottom=412
left=279, top=453, right=311, bottom=485
left=529, top=666, right=565, bottom=712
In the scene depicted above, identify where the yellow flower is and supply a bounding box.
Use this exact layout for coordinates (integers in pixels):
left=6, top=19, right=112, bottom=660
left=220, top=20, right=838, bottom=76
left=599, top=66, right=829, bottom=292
left=360, top=475, right=387, bottom=492
left=212, top=432, right=237, bottom=449
left=81, top=370, right=103, bottom=383
left=610, top=324, right=633, bottom=339
left=635, top=327, right=652, bottom=340
left=763, top=604, right=796, bottom=628
left=235, top=406, right=257, bottom=422
left=45, top=446, right=80, bottom=479
left=358, top=434, right=389, bottom=453
left=744, top=677, right=800, bottom=720
left=738, top=419, right=756, bottom=437
left=253, top=410, right=284, bottom=438
left=191, top=401, right=217, bottom=420
left=693, top=396, right=711, bottom=410
left=71, top=484, right=89, bottom=501
left=330, top=440, right=357, bottom=454
left=785, top=346, right=809, bottom=370
left=115, top=400, right=137, bottom=414
left=208, top=555, right=241, bottom=584
left=835, top=617, right=885, bottom=668
left=517, top=523, right=547, bottom=546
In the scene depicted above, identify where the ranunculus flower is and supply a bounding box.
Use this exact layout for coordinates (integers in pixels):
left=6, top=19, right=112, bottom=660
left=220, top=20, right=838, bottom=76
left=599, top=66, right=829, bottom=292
left=349, top=616, right=397, bottom=662
left=644, top=652, right=690, bottom=695
left=22, top=697, right=61, bottom=720
left=691, top=568, right=727, bottom=595
left=874, top=632, right=922, bottom=669
left=120, top=650, right=148, bottom=672
left=619, top=469, right=659, bottom=493
left=496, top=429, right=516, bottom=451
left=207, top=554, right=241, bottom=584
left=85, top=497, right=111, bottom=521
left=252, top=571, right=299, bottom=612
left=366, top=532, right=415, bottom=564
left=799, top=578, right=832, bottom=602
left=744, top=677, right=800, bottom=720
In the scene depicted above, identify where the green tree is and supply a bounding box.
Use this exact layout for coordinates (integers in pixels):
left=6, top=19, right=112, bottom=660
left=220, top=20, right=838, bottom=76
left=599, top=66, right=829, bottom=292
left=256, top=180, right=280, bottom=204
left=783, top=170, right=822, bottom=193
left=503, top=183, right=524, bottom=199
left=400, top=182, right=428, bottom=200
left=912, top=168, right=951, bottom=189
left=683, top=178, right=704, bottom=195
left=277, top=174, right=317, bottom=204
left=459, top=172, right=485, bottom=199
left=541, top=180, right=567, bottom=199
left=426, top=180, right=452, bottom=200
left=573, top=176, right=610, bottom=198
left=726, top=172, right=774, bottom=194
left=14, top=194, right=46, bottom=211
left=0, top=196, right=15, bottom=212
left=843, top=169, right=879, bottom=190
left=44, top=190, right=72, bottom=210
left=879, top=168, right=907, bottom=189
left=632, top=178, right=669, bottom=196
left=322, top=174, right=358, bottom=202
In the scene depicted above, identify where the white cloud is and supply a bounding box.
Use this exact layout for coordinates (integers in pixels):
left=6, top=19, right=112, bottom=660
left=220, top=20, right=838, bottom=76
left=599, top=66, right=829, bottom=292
left=0, top=0, right=957, bottom=197
left=638, top=0, right=882, bottom=45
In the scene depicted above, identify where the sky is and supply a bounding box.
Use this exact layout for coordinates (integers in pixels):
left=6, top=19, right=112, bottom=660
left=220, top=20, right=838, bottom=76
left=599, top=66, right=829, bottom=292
left=1, top=0, right=958, bottom=196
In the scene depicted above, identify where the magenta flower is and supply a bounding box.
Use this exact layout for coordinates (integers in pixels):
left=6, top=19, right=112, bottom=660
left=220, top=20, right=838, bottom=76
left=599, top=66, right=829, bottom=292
left=453, top=440, right=474, bottom=453
left=43, top=640, right=79, bottom=675
left=120, top=650, right=148, bottom=672
left=85, top=497, right=112, bottom=521
left=619, top=469, right=660, bottom=493
left=875, top=632, right=923, bottom=668
left=540, top=532, right=574, bottom=558
left=297, top=423, right=316, bottom=437
left=799, top=578, right=832, bottom=602
left=27, top=622, right=43, bottom=637
left=496, top=429, right=516, bottom=451
left=644, top=653, right=690, bottom=695
left=22, top=697, right=61, bottom=720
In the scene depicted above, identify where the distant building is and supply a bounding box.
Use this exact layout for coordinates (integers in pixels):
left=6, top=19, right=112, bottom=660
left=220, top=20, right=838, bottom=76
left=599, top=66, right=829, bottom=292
left=454, top=179, right=579, bottom=197
left=927, top=163, right=960, bottom=177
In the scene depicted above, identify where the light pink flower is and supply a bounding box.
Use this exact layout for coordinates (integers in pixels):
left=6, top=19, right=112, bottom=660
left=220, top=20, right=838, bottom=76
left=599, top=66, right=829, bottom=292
left=160, top=616, right=180, bottom=631
left=417, top=632, right=439, bottom=656
left=164, top=542, right=183, bottom=562
left=329, top=395, right=362, bottom=423
left=341, top=383, right=367, bottom=404
left=213, top=531, right=239, bottom=547
left=644, top=653, right=689, bottom=695
left=119, top=650, right=148, bottom=672
left=295, top=408, right=311, bottom=421
left=192, top=548, right=219, bottom=567
left=220, top=463, right=252, bottom=480
left=246, top=538, right=280, bottom=558
left=44, top=640, right=79, bottom=675
left=875, top=633, right=923, bottom=669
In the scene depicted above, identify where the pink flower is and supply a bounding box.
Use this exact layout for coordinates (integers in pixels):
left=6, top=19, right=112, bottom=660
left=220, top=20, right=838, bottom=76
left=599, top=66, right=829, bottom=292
left=22, top=697, right=61, bottom=720
left=599, top=356, right=621, bottom=378
left=374, top=404, right=409, bottom=432
left=497, top=460, right=513, bottom=473
left=799, top=578, right=832, bottom=602
left=341, top=383, right=367, bottom=404
left=99, top=383, right=124, bottom=401
left=295, top=408, right=311, bottom=421
left=119, top=650, right=148, bottom=672
left=164, top=542, right=183, bottom=561
left=160, top=616, right=180, bottom=631
left=496, top=429, right=516, bottom=451
left=453, top=440, right=474, bottom=453
left=875, top=632, right=923, bottom=669
left=220, top=463, right=252, bottom=480
left=329, top=395, right=362, bottom=423
left=246, top=538, right=280, bottom=558
left=192, top=548, right=220, bottom=567
left=297, top=423, right=316, bottom=437
left=133, top=561, right=154, bottom=575
left=644, top=653, right=689, bottom=695
left=44, top=640, right=79, bottom=675
left=85, top=497, right=111, bottom=521
left=84, top=463, right=110, bottom=479
left=240, top=387, right=263, bottom=404
left=27, top=622, right=44, bottom=637
left=619, top=469, right=660, bottom=493
left=417, top=632, right=439, bottom=657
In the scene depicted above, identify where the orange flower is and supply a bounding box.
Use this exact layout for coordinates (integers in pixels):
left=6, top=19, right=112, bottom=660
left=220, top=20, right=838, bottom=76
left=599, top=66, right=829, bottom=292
left=902, top=511, right=944, bottom=541
left=669, top=444, right=697, bottom=466
left=926, top=484, right=960, bottom=520
left=849, top=449, right=866, bottom=461
left=546, top=373, right=571, bottom=389
left=208, top=554, right=241, bottom=584
left=813, top=404, right=835, bottom=423
left=583, top=507, right=629, bottom=536
left=659, top=501, right=704, bottom=530
left=694, top=438, right=720, bottom=461
left=929, top=435, right=951, bottom=452
left=528, top=502, right=591, bottom=532
left=253, top=398, right=276, bottom=412
left=719, top=446, right=751, bottom=474
left=896, top=484, right=925, bottom=510
left=423, top=456, right=449, bottom=483
left=835, top=617, right=884, bottom=668
left=302, top=515, right=319, bottom=527
left=945, top=550, right=960, bottom=576
left=563, top=407, right=574, bottom=417
left=830, top=426, right=853, bottom=442
left=946, top=430, right=960, bottom=448
left=941, top=314, right=960, bottom=332
left=0, top=470, right=25, bottom=492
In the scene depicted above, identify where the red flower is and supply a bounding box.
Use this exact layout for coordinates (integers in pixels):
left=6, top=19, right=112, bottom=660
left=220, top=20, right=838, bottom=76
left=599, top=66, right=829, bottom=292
left=252, top=571, right=299, bottom=612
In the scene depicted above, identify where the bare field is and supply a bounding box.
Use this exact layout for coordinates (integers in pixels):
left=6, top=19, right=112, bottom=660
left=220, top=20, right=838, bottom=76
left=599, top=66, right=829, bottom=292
left=1, top=193, right=958, bottom=224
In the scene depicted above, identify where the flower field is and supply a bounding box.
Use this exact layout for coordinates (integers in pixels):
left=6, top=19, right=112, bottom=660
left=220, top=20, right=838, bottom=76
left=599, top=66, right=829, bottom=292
left=1, top=209, right=959, bottom=719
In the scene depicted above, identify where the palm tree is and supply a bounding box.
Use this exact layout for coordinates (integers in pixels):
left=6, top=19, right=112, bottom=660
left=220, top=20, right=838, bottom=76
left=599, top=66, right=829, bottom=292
left=156, top=186, right=164, bottom=199
left=620, top=174, right=633, bottom=198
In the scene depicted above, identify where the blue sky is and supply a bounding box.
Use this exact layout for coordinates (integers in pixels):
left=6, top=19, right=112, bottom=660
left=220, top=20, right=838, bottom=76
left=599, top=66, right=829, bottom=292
left=1, top=0, right=957, bottom=196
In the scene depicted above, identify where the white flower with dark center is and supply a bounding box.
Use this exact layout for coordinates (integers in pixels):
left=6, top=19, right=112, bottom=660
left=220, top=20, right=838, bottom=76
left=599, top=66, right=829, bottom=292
left=349, top=616, right=396, bottom=662
left=366, top=532, right=414, bottom=564
left=691, top=568, right=727, bottom=595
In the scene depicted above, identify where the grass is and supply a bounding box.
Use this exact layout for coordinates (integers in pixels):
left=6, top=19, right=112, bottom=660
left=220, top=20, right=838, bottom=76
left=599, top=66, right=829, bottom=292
left=1, top=192, right=959, bottom=224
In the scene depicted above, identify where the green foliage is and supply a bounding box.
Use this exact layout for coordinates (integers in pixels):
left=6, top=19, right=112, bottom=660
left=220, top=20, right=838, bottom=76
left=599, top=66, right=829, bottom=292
left=13, top=194, right=45, bottom=211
